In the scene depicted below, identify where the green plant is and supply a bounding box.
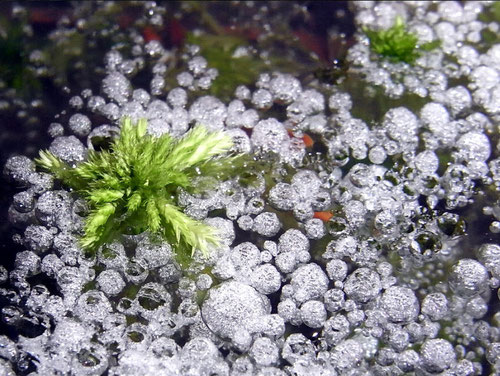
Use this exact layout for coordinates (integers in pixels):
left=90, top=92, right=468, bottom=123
left=36, top=117, right=248, bottom=257
left=364, top=16, right=439, bottom=64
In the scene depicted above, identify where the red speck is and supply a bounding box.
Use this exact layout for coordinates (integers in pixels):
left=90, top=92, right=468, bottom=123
left=293, top=29, right=329, bottom=63
left=166, top=18, right=186, bottom=47
left=142, top=26, right=161, bottom=42
left=314, top=211, right=333, bottom=222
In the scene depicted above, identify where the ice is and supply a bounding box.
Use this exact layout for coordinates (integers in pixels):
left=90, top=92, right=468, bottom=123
left=87, top=95, right=106, bottom=113
left=145, top=118, right=168, bottom=137
left=13, top=191, right=34, bottom=213
left=249, top=337, right=280, bottom=366
left=231, top=356, right=254, bottom=375
left=445, top=85, right=471, bottom=115
left=196, top=274, right=213, bottom=290
left=3, top=155, right=35, bottom=185
left=14, top=250, right=40, bottom=278
left=74, top=290, right=113, bottom=323
left=277, top=298, right=300, bottom=324
left=383, top=107, right=418, bottom=143
left=189, top=96, right=227, bottom=131
left=124, top=258, right=149, bottom=284
left=135, top=239, right=172, bottom=269
left=188, top=55, right=208, bottom=76
left=466, top=295, right=488, bottom=319
left=49, top=136, right=87, bottom=164
left=27, top=172, right=54, bottom=195
left=253, top=212, right=281, bottom=237
left=131, top=89, right=150, bottom=107
left=449, top=258, right=488, bottom=297
left=226, top=128, right=251, bottom=154
left=456, top=131, right=491, bottom=162
left=68, top=95, right=84, bottom=110
left=278, top=229, right=309, bottom=255
left=97, top=241, right=127, bottom=270
left=158, top=262, right=182, bottom=284
left=269, top=73, right=301, bottom=104
left=121, top=101, right=146, bottom=122
left=300, top=300, right=327, bottom=328
left=143, top=40, right=164, bottom=58
left=40, top=254, right=64, bottom=279
left=288, top=263, right=328, bottom=305
left=328, top=91, right=352, bottom=112
left=282, top=334, right=316, bottom=364
left=204, top=217, right=235, bottom=247
left=87, top=124, right=120, bottom=150
left=250, top=264, right=281, bottom=295
left=470, top=65, right=499, bottom=91
left=380, top=286, right=419, bottom=323
left=167, top=87, right=187, bottom=108
left=150, top=75, right=165, bottom=96
left=343, top=268, right=381, bottom=303
left=105, top=50, right=123, bottom=71
left=237, top=215, right=254, bottom=231
left=395, top=349, right=419, bottom=372
left=176, top=71, right=194, bottom=87
left=169, top=107, right=189, bottom=136
left=135, top=283, right=172, bottom=318
left=0, top=266, right=7, bottom=284
left=325, top=260, right=348, bottom=282
left=48, top=122, right=64, bottom=137
left=368, top=145, right=387, bottom=164
left=330, top=339, right=363, bottom=371
left=102, top=72, right=132, bottom=105
left=201, top=281, right=270, bottom=344
left=414, top=150, right=439, bottom=174
left=477, top=243, right=500, bottom=278
left=53, top=233, right=82, bottom=266
left=96, top=269, right=125, bottom=296
left=100, top=102, right=120, bottom=121
left=145, top=99, right=170, bottom=122
left=2, top=2, right=500, bottom=373
left=251, top=118, right=289, bottom=155
left=251, top=88, right=273, bottom=110
left=110, top=350, right=168, bottom=375
left=323, top=314, right=350, bottom=347
left=344, top=200, right=366, bottom=228
left=235, top=85, right=251, bottom=101
left=486, top=343, right=500, bottom=367
left=421, top=292, right=448, bottom=321
left=227, top=242, right=261, bottom=277
left=304, top=218, right=325, bottom=240
left=420, top=338, right=456, bottom=373
left=268, top=183, right=299, bottom=211
left=23, top=225, right=54, bottom=254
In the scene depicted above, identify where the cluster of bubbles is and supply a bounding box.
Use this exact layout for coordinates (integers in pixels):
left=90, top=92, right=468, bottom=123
left=1, top=1, right=499, bottom=375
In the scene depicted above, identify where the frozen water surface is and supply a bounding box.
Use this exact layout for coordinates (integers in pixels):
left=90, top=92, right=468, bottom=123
left=1, top=1, right=500, bottom=374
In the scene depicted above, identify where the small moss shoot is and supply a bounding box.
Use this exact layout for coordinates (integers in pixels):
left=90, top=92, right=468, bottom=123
left=36, top=117, right=250, bottom=259
left=364, top=16, right=440, bottom=64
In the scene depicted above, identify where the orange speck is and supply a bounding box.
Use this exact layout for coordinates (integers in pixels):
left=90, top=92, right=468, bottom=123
left=302, top=134, right=314, bottom=148
left=314, top=211, right=333, bottom=222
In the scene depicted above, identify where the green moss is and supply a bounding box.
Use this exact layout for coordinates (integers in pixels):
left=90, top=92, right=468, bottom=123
left=0, top=15, right=41, bottom=96
left=36, top=117, right=250, bottom=259
left=186, top=33, right=267, bottom=100
left=364, top=16, right=440, bottom=64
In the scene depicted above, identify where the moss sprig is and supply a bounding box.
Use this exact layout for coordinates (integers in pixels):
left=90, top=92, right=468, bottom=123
left=364, top=16, right=440, bottom=64
left=36, top=117, right=249, bottom=258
